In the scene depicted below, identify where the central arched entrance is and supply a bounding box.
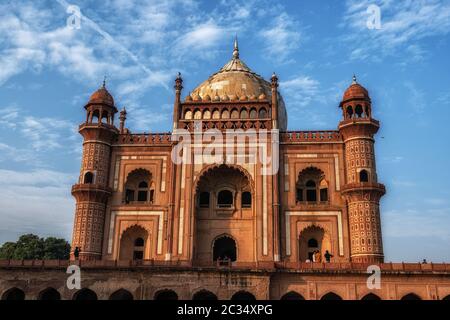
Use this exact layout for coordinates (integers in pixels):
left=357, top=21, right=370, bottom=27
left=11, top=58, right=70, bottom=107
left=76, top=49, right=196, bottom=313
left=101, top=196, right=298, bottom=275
left=194, top=164, right=254, bottom=264
left=213, top=235, right=237, bottom=263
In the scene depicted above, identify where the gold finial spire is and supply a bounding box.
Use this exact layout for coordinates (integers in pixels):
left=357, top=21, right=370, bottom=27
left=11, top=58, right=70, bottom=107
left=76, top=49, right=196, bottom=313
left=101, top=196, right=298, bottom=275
left=233, top=35, right=239, bottom=59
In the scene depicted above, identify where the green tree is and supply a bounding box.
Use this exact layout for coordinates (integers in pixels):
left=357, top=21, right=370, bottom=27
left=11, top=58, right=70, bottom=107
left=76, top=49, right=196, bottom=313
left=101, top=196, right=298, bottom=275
left=0, top=242, right=17, bottom=259
left=13, top=234, right=44, bottom=259
left=43, top=237, right=70, bottom=259
left=0, top=234, right=70, bottom=260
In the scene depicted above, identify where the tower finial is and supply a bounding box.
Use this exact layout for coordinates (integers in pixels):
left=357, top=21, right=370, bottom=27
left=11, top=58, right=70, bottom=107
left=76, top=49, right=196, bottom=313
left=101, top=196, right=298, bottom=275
left=102, top=75, right=107, bottom=88
left=352, top=74, right=357, bottom=84
left=233, top=35, right=239, bottom=59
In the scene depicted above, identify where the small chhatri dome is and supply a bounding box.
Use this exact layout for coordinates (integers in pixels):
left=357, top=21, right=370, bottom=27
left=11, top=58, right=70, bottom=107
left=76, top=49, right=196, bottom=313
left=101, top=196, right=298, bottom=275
left=88, top=79, right=115, bottom=106
left=343, top=74, right=370, bottom=101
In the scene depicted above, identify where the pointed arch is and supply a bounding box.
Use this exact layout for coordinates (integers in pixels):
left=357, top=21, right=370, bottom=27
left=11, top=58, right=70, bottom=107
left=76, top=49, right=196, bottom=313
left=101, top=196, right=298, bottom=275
left=280, top=291, right=305, bottom=300
left=38, top=287, right=61, bottom=300
left=212, top=234, right=237, bottom=262
left=401, top=293, right=421, bottom=300
left=320, top=292, right=342, bottom=300
left=361, top=293, right=381, bottom=300
left=1, top=287, right=25, bottom=300
left=231, top=290, right=256, bottom=301
left=192, top=289, right=217, bottom=300
left=73, top=288, right=97, bottom=300
left=154, top=289, right=178, bottom=300
left=119, top=224, right=149, bottom=260
left=109, top=289, right=133, bottom=300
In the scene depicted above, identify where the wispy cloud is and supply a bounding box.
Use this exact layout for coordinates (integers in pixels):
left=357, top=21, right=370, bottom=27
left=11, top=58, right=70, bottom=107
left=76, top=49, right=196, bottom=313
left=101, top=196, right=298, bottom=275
left=258, top=12, right=302, bottom=63
left=341, top=0, right=450, bottom=62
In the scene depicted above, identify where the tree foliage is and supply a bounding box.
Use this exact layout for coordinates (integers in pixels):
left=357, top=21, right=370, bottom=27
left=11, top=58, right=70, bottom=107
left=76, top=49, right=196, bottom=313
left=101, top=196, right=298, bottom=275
left=0, top=234, right=70, bottom=260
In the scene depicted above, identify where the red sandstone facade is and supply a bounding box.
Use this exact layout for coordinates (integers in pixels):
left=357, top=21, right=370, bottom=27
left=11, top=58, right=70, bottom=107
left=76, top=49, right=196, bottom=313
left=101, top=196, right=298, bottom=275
left=71, top=42, right=386, bottom=265
left=1, top=42, right=449, bottom=300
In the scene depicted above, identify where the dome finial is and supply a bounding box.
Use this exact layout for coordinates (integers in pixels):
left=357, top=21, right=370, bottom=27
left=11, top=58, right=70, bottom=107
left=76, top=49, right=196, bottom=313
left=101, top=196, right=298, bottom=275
left=352, top=74, right=357, bottom=84
left=233, top=35, right=239, bottom=59
left=102, top=75, right=107, bottom=88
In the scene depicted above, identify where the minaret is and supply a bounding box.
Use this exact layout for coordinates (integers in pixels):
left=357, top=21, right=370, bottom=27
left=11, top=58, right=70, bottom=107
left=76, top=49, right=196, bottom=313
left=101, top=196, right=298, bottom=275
left=173, top=72, right=183, bottom=130
left=339, top=75, right=385, bottom=263
left=70, top=81, right=118, bottom=260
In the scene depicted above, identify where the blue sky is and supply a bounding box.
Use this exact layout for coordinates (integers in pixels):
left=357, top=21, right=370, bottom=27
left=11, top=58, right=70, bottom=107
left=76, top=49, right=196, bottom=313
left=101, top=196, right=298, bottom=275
left=0, top=0, right=449, bottom=262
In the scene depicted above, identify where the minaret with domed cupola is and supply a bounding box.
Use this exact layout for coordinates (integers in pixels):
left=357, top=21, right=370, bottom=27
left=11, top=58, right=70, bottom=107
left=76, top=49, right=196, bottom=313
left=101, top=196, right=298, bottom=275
left=70, top=81, right=119, bottom=260
left=339, top=75, right=385, bottom=263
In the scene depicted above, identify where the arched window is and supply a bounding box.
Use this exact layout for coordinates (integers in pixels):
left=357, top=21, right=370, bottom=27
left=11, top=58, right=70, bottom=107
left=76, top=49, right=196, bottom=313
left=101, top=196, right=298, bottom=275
left=249, top=108, right=257, bottom=119
left=213, top=236, right=237, bottom=262
left=73, top=288, right=97, bottom=301
left=134, top=237, right=144, bottom=247
left=194, top=109, right=202, bottom=120
left=308, top=238, right=318, bottom=248
left=346, top=106, right=353, bottom=119
left=231, top=291, right=256, bottom=301
left=241, top=191, right=252, bottom=208
left=296, top=168, right=327, bottom=204
left=192, top=290, right=217, bottom=300
left=137, top=181, right=148, bottom=201
left=84, top=172, right=94, bottom=184
left=217, top=190, right=233, bottom=208
left=199, top=192, right=210, bottom=208
left=320, top=179, right=328, bottom=202
left=154, top=289, right=178, bottom=300
left=2, top=288, right=25, bottom=300
left=212, top=109, right=220, bottom=119
left=119, top=226, right=148, bottom=260
left=321, top=292, right=342, bottom=300
left=92, top=110, right=100, bottom=123
left=133, top=237, right=145, bottom=260
left=203, top=109, right=211, bottom=119
left=184, top=110, right=192, bottom=120
left=124, top=169, right=152, bottom=204
left=240, top=109, right=248, bottom=119
left=259, top=108, right=267, bottom=119
left=365, top=105, right=370, bottom=118
left=38, top=288, right=61, bottom=300
left=359, top=170, right=369, bottom=182
left=355, top=105, right=363, bottom=118
left=280, top=291, right=305, bottom=300
left=221, top=109, right=230, bottom=119
left=101, top=112, right=109, bottom=124
left=231, top=109, right=239, bottom=119
left=109, top=289, right=133, bottom=300
left=306, top=180, right=317, bottom=202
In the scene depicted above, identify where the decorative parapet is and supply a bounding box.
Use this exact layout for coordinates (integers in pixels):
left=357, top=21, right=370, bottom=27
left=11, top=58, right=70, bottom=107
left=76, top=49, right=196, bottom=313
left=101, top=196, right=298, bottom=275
left=1, top=260, right=449, bottom=274
left=281, top=131, right=342, bottom=143
left=114, top=133, right=172, bottom=145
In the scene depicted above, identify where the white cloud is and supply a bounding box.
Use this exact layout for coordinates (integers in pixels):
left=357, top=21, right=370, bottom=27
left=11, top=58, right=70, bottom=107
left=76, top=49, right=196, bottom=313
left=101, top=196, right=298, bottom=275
left=258, top=12, right=301, bottom=63
left=0, top=169, right=76, bottom=243
left=341, top=0, right=450, bottom=61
